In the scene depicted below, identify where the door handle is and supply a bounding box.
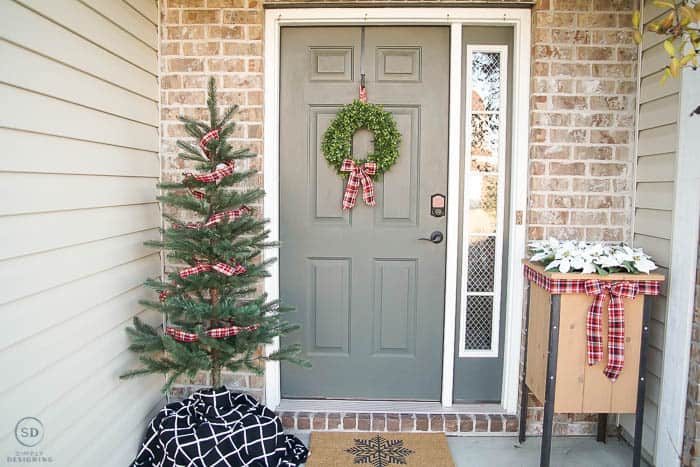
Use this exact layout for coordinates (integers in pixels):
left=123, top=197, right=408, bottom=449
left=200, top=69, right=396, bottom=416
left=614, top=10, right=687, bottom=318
left=418, top=231, right=444, bottom=244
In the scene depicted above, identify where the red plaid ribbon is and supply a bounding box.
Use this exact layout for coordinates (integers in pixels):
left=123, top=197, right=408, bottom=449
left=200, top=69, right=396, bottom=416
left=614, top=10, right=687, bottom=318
left=585, top=280, right=638, bottom=379
left=359, top=86, right=367, bottom=103
left=174, top=206, right=251, bottom=230
left=199, top=129, right=220, bottom=158
left=185, top=161, right=234, bottom=184
left=204, top=206, right=251, bottom=227
left=189, top=188, right=207, bottom=200
left=179, top=261, right=246, bottom=279
left=340, top=159, right=377, bottom=210
left=165, top=323, right=260, bottom=343
left=524, top=264, right=660, bottom=380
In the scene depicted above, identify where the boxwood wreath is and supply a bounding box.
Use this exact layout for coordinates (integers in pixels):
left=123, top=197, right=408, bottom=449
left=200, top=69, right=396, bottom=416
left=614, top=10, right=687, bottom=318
left=321, top=100, right=401, bottom=176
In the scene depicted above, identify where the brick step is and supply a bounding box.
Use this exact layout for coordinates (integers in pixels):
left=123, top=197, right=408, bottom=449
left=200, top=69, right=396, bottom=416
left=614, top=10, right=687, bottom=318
left=278, top=411, right=519, bottom=434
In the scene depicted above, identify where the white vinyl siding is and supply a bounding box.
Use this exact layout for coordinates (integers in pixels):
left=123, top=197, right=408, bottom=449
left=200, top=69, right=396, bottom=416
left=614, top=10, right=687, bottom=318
left=620, top=0, right=681, bottom=460
left=0, top=1, right=162, bottom=466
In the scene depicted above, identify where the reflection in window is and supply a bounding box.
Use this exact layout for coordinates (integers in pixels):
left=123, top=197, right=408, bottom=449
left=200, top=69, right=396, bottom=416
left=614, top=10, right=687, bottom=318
left=460, top=47, right=507, bottom=358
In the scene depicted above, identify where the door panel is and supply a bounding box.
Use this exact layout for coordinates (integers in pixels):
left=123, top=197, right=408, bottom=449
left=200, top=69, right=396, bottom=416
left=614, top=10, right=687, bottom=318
left=453, top=26, right=514, bottom=404
left=280, top=27, right=449, bottom=400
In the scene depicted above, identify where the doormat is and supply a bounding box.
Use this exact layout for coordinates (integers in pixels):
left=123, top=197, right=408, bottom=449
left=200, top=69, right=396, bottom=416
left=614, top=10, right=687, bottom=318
left=306, top=432, right=455, bottom=467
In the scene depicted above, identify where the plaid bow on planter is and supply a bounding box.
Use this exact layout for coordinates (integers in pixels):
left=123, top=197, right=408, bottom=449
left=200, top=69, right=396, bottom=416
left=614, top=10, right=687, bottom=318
left=585, top=280, right=638, bottom=380
left=340, top=159, right=377, bottom=209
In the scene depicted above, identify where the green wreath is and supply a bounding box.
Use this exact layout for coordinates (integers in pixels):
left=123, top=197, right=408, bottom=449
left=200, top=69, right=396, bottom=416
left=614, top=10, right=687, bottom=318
left=321, top=100, right=401, bottom=176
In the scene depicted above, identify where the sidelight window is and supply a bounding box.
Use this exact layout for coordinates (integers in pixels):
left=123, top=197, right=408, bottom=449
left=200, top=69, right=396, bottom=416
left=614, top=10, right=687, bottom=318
left=459, top=45, right=508, bottom=358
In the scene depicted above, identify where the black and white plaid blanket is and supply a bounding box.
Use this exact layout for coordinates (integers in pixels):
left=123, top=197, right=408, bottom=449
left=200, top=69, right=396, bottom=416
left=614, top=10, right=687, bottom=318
left=131, top=388, right=308, bottom=467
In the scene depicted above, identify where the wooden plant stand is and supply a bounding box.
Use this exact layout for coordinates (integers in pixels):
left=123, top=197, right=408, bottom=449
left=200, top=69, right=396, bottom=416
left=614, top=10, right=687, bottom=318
left=518, top=261, right=664, bottom=467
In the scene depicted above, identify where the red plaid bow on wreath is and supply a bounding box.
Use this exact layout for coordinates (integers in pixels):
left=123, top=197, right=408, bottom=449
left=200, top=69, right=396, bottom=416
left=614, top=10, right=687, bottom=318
left=585, top=280, right=638, bottom=380
left=340, top=159, right=377, bottom=210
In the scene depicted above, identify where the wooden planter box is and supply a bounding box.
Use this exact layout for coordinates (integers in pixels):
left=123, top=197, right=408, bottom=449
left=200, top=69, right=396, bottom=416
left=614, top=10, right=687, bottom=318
left=524, top=261, right=664, bottom=414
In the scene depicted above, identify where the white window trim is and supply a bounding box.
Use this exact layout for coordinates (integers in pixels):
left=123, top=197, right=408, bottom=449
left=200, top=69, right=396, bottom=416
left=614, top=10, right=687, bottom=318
left=459, top=44, right=508, bottom=359
left=263, top=7, right=531, bottom=413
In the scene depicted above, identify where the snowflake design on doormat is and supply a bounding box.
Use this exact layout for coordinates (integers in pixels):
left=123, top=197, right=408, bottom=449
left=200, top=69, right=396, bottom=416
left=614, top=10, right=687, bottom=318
left=345, top=435, right=415, bottom=466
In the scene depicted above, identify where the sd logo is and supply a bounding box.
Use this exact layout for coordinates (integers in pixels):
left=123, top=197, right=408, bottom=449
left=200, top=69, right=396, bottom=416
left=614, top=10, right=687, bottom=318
left=14, top=417, right=44, bottom=447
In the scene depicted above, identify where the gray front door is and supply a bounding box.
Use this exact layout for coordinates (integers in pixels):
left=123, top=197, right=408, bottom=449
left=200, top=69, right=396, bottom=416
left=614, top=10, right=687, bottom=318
left=279, top=26, right=450, bottom=400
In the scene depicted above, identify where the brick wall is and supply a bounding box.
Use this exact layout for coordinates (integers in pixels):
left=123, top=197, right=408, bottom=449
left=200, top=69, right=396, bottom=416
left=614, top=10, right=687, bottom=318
left=160, top=0, right=266, bottom=400
left=159, top=0, right=638, bottom=429
left=683, top=231, right=700, bottom=466
left=527, top=0, right=637, bottom=243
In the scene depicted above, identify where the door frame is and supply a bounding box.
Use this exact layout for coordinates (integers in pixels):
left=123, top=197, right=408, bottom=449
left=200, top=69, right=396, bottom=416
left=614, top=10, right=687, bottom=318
left=263, top=7, right=531, bottom=413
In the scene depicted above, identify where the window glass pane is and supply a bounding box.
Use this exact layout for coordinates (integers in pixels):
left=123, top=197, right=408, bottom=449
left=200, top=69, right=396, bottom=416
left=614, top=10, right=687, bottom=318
left=464, top=295, right=494, bottom=351
left=470, top=114, right=499, bottom=170
left=471, top=52, right=501, bottom=111
left=467, top=174, right=498, bottom=234
left=466, top=236, right=496, bottom=292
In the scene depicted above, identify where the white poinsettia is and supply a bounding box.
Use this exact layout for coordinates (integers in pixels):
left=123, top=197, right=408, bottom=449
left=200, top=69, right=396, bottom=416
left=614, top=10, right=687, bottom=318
left=528, top=238, right=657, bottom=275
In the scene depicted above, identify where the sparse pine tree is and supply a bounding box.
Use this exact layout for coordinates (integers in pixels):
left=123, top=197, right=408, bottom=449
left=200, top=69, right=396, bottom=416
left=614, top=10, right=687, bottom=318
left=121, top=78, right=306, bottom=391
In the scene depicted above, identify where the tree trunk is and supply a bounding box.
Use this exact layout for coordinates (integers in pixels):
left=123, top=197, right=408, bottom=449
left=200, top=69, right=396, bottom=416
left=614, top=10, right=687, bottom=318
left=210, top=288, right=222, bottom=388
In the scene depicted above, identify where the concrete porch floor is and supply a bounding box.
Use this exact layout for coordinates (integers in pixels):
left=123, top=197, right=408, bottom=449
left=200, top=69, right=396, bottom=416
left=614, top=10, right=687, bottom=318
left=293, top=432, right=650, bottom=467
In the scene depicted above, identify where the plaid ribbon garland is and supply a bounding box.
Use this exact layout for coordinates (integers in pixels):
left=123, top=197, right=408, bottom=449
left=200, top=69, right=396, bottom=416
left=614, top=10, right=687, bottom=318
left=185, top=161, right=234, bottom=184
left=340, top=159, right=377, bottom=210
left=524, top=264, right=660, bottom=380
left=179, top=261, right=247, bottom=279
left=204, top=206, right=251, bottom=227
left=199, top=128, right=220, bottom=158
left=173, top=206, right=251, bottom=230
left=166, top=323, right=260, bottom=343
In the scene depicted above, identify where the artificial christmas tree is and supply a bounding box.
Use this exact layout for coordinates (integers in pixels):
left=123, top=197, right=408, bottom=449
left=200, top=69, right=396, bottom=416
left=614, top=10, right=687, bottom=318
left=121, top=78, right=305, bottom=391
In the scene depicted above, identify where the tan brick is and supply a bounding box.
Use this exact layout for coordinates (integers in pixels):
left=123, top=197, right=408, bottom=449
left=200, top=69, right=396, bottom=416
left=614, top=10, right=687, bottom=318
left=530, top=210, right=569, bottom=225
left=223, top=10, right=261, bottom=24
left=570, top=211, right=608, bottom=225
left=207, top=0, right=245, bottom=6
left=590, top=163, right=627, bottom=177
left=552, top=96, right=587, bottom=110
left=530, top=145, right=571, bottom=160
left=576, top=79, right=616, bottom=95
left=576, top=46, right=615, bottom=61
left=166, top=26, right=205, bottom=40
left=168, top=90, right=206, bottom=105
left=223, top=42, right=262, bottom=56
left=170, top=0, right=206, bottom=6
left=592, top=64, right=633, bottom=78
left=554, top=0, right=591, bottom=9
left=591, top=130, right=629, bottom=145
left=550, top=129, right=587, bottom=144
left=577, top=13, right=617, bottom=28
left=208, top=25, right=244, bottom=39
left=531, top=176, right=571, bottom=192
left=574, top=146, right=613, bottom=160
left=183, top=42, right=220, bottom=56
left=182, top=9, right=220, bottom=24
left=167, top=58, right=204, bottom=72
left=591, top=96, right=629, bottom=111
left=549, top=194, right=586, bottom=208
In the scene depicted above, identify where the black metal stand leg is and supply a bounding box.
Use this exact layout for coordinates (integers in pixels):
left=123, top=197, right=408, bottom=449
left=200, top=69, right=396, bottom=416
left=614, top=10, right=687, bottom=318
left=519, top=283, right=531, bottom=444
left=540, top=295, right=561, bottom=467
left=633, top=299, right=652, bottom=467
left=597, top=413, right=608, bottom=443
